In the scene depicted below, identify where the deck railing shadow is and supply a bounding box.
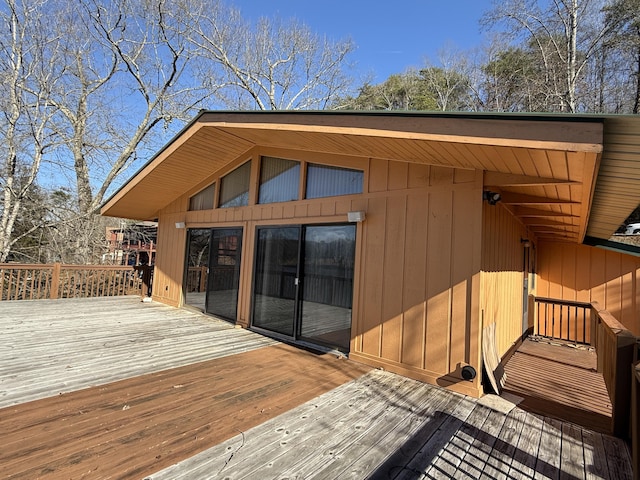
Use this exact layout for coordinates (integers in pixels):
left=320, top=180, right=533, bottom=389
left=369, top=407, right=588, bottom=480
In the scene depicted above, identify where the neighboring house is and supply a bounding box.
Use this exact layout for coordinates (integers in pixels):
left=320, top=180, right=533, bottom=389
left=101, top=111, right=640, bottom=398
left=104, top=221, right=157, bottom=266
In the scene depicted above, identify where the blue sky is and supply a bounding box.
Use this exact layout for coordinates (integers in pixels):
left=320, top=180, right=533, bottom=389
left=232, top=1, right=490, bottom=83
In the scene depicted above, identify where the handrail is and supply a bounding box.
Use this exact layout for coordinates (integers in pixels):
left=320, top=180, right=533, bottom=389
left=531, top=296, right=637, bottom=439
left=0, top=263, right=153, bottom=301
left=533, top=296, right=592, bottom=344
left=591, top=301, right=636, bottom=438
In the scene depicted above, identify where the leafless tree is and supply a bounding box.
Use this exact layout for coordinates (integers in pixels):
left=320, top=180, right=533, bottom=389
left=48, top=0, right=206, bottom=217
left=1, top=0, right=357, bottom=263
left=181, top=0, right=355, bottom=110
left=483, top=0, right=610, bottom=112
left=0, top=0, right=60, bottom=262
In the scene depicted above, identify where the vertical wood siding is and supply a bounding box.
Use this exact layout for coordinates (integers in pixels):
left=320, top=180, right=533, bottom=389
left=480, top=204, right=530, bottom=358
left=537, top=241, right=640, bottom=336
left=154, top=152, right=485, bottom=397
left=351, top=163, right=484, bottom=397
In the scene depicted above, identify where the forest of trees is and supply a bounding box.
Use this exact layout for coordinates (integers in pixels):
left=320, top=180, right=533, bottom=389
left=1, top=0, right=639, bottom=264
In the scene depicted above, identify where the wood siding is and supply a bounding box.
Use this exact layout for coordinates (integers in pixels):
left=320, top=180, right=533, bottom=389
left=153, top=150, right=484, bottom=397
left=537, top=241, right=640, bottom=336
left=481, top=204, right=531, bottom=357
left=350, top=164, right=483, bottom=397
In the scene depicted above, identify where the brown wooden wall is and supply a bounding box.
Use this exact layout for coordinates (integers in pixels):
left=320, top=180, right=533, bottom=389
left=481, top=204, right=531, bottom=357
left=537, top=241, right=640, bottom=336
left=349, top=163, right=483, bottom=397
left=153, top=148, right=486, bottom=397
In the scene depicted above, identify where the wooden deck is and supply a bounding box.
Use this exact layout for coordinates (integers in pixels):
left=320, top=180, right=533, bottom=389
left=0, top=297, right=633, bottom=479
left=503, top=337, right=613, bottom=434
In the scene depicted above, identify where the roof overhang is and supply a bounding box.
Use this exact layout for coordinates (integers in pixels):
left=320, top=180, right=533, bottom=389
left=100, top=111, right=640, bottom=244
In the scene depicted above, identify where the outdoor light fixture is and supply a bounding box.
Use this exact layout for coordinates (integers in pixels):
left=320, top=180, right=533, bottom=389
left=483, top=190, right=502, bottom=205
left=347, top=211, right=366, bottom=223
left=521, top=238, right=532, bottom=248
left=175, top=221, right=186, bottom=229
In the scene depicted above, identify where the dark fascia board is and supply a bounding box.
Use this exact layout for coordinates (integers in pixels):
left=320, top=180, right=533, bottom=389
left=583, top=236, right=640, bottom=257
left=100, top=109, right=614, bottom=214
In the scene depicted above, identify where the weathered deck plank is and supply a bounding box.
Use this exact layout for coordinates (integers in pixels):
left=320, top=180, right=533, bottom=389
left=0, top=343, right=371, bottom=479
left=0, top=296, right=276, bottom=407
left=0, top=297, right=634, bottom=479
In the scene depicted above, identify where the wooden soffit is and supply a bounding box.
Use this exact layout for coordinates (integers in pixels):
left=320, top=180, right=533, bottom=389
left=101, top=112, right=607, bottom=244
left=586, top=116, right=640, bottom=240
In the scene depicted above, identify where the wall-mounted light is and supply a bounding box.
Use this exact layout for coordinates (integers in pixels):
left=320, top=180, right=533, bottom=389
left=347, top=211, right=366, bottom=223
left=483, top=190, right=502, bottom=205
left=521, top=238, right=531, bottom=248
left=175, top=221, right=186, bottom=229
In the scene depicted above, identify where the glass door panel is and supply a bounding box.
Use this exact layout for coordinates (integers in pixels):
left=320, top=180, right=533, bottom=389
left=299, top=225, right=356, bottom=351
left=206, top=228, right=243, bottom=321
left=184, top=229, right=211, bottom=311
left=252, top=227, right=300, bottom=336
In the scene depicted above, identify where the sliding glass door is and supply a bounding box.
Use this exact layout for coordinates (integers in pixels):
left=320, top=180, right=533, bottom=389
left=252, top=227, right=299, bottom=336
left=184, top=227, right=243, bottom=322
left=206, top=228, right=243, bottom=321
left=252, top=224, right=356, bottom=352
left=299, top=225, right=355, bottom=351
left=185, top=229, right=211, bottom=311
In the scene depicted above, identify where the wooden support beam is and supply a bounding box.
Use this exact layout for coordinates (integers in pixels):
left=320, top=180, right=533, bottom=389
left=484, top=171, right=575, bottom=187
left=500, top=192, right=578, bottom=205
left=522, top=217, right=579, bottom=228
left=529, top=226, right=579, bottom=236
left=512, top=206, right=578, bottom=218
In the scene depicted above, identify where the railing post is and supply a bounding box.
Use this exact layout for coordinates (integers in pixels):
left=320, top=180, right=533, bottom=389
left=612, top=331, right=636, bottom=437
left=591, top=301, right=601, bottom=351
left=528, top=294, right=536, bottom=334
left=632, top=362, right=640, bottom=480
left=50, top=262, right=61, bottom=300
left=141, top=266, right=152, bottom=298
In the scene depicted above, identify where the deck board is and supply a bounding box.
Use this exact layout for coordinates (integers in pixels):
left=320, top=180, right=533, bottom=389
left=503, top=338, right=612, bottom=433
left=0, top=297, right=634, bottom=479
left=0, top=343, right=371, bottom=479
left=0, top=296, right=276, bottom=408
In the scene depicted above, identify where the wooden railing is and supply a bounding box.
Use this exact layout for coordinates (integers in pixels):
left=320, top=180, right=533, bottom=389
left=533, top=296, right=592, bottom=344
left=532, top=296, right=637, bottom=439
left=590, top=302, right=636, bottom=437
left=0, top=263, right=153, bottom=301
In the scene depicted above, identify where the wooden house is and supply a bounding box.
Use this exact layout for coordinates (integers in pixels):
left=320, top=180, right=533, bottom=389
left=101, top=111, right=640, bottom=398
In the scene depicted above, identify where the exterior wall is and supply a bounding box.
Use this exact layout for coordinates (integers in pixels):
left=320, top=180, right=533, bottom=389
left=480, top=204, right=531, bottom=358
left=537, top=241, right=640, bottom=335
left=152, top=148, right=485, bottom=397
left=349, top=163, right=483, bottom=397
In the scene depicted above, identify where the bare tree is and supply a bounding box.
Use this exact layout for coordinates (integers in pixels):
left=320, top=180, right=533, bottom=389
left=48, top=0, right=205, bottom=218
left=604, top=0, right=640, bottom=113
left=36, top=0, right=207, bottom=262
left=483, top=0, right=610, bottom=112
left=181, top=0, right=355, bottom=110
left=0, top=0, right=59, bottom=262
left=1, top=0, right=357, bottom=263
left=420, top=46, right=474, bottom=111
